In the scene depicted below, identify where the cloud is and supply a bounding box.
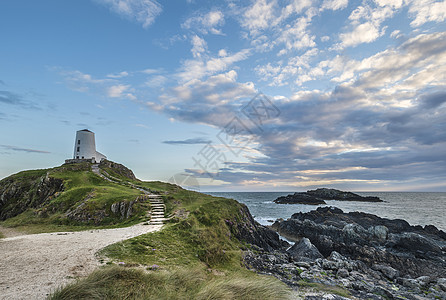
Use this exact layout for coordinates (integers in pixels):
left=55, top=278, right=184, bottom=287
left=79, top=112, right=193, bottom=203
left=241, top=0, right=278, bottom=36
left=107, top=84, right=134, bottom=99
left=154, top=31, right=446, bottom=190
left=0, top=91, right=39, bottom=110
left=148, top=70, right=256, bottom=126
left=321, top=0, right=349, bottom=11
left=57, top=69, right=137, bottom=100
left=190, top=35, right=207, bottom=58
left=339, top=22, right=382, bottom=47
left=408, top=0, right=446, bottom=27
left=177, top=48, right=251, bottom=83
left=106, top=71, right=129, bottom=78
left=163, top=138, right=212, bottom=145
left=95, top=0, right=162, bottom=28
left=182, top=10, right=225, bottom=35
left=0, top=145, right=50, bottom=154
left=336, top=3, right=397, bottom=48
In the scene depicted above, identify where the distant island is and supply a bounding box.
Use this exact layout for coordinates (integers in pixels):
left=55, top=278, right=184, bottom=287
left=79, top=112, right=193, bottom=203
left=274, top=188, right=382, bottom=204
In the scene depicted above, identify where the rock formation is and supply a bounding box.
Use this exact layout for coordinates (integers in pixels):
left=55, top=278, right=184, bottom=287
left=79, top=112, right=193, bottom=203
left=243, top=206, right=446, bottom=299
left=274, top=188, right=382, bottom=204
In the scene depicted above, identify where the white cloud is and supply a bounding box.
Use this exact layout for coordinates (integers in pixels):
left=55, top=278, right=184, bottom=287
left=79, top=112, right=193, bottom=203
left=408, top=0, right=446, bottom=27
left=150, top=70, right=256, bottom=126
left=374, top=0, right=403, bottom=8
left=182, top=10, right=225, bottom=35
left=218, top=49, right=228, bottom=57
left=336, top=3, right=397, bottom=48
left=190, top=35, right=207, bottom=58
left=107, top=84, right=131, bottom=98
left=145, top=75, right=168, bottom=88
left=106, top=71, right=129, bottom=78
left=276, top=17, right=316, bottom=55
left=321, top=0, right=349, bottom=11
left=95, top=0, right=162, bottom=28
left=390, top=29, right=401, bottom=38
left=339, top=22, right=382, bottom=48
left=177, top=48, right=251, bottom=83
left=241, top=0, right=278, bottom=36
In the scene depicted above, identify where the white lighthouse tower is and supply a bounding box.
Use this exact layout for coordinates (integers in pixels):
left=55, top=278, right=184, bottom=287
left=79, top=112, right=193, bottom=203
left=71, top=129, right=107, bottom=163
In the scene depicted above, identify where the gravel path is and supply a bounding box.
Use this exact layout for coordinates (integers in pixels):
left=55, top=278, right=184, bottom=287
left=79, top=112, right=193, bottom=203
left=0, top=223, right=162, bottom=300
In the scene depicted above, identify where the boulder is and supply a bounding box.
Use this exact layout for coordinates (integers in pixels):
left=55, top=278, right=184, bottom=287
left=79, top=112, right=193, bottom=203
left=287, top=238, right=324, bottom=262
left=372, top=264, right=399, bottom=280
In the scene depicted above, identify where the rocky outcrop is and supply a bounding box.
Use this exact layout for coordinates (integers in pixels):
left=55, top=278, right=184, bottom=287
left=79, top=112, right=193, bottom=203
left=241, top=206, right=446, bottom=299
left=274, top=188, right=382, bottom=204
left=272, top=207, right=446, bottom=278
left=0, top=172, right=64, bottom=220
left=110, top=200, right=136, bottom=219
left=243, top=247, right=446, bottom=300
left=99, top=160, right=136, bottom=180
left=287, top=237, right=323, bottom=262
left=225, top=204, right=287, bottom=252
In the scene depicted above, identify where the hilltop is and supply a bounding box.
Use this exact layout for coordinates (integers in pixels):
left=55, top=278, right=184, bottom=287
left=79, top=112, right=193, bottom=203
left=0, top=160, right=161, bottom=231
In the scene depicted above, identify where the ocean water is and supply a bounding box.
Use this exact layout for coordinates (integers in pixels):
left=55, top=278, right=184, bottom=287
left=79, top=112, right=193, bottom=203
left=205, top=192, right=446, bottom=231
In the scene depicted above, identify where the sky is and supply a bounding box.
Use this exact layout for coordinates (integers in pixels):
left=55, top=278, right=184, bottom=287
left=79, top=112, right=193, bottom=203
left=1, top=0, right=445, bottom=192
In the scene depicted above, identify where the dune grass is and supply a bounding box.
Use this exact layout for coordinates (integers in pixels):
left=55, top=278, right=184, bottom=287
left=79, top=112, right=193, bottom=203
left=49, top=265, right=289, bottom=300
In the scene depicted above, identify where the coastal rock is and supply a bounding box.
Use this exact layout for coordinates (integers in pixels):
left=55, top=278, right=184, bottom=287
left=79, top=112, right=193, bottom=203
left=336, top=268, right=349, bottom=278
left=274, top=188, right=382, bottom=205
left=372, top=264, right=399, bottom=280
left=272, top=207, right=446, bottom=279
left=275, top=192, right=326, bottom=205
left=437, top=278, right=446, bottom=292
left=226, top=204, right=287, bottom=252
left=287, top=238, right=324, bottom=262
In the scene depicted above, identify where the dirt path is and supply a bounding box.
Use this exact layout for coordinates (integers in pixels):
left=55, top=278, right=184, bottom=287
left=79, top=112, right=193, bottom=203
left=0, top=225, right=23, bottom=238
left=0, top=223, right=162, bottom=300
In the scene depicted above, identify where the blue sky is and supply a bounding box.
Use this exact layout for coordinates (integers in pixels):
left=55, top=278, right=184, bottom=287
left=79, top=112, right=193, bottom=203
left=1, top=0, right=445, bottom=192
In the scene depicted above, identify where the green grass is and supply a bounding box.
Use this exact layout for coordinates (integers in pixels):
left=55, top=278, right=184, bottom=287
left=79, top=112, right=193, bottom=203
left=297, top=280, right=352, bottom=298
left=100, top=191, right=245, bottom=270
left=49, top=265, right=289, bottom=300
left=0, top=162, right=156, bottom=233
left=0, top=232, right=4, bottom=239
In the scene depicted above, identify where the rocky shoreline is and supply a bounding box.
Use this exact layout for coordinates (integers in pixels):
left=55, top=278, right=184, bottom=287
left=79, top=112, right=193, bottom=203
left=242, top=207, right=446, bottom=299
left=274, top=188, right=382, bottom=205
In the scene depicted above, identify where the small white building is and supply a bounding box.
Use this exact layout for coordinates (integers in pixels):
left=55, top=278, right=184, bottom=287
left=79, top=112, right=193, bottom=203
left=72, top=129, right=107, bottom=163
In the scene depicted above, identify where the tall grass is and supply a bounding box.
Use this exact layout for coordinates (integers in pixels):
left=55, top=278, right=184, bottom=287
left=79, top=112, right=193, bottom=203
left=49, top=266, right=289, bottom=300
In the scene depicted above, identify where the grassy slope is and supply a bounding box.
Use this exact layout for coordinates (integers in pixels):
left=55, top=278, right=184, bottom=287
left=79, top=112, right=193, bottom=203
left=50, top=181, right=291, bottom=299
left=0, top=163, right=148, bottom=233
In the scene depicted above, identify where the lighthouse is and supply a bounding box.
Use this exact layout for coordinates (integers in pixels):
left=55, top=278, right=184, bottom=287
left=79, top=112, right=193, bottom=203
left=67, top=129, right=107, bottom=163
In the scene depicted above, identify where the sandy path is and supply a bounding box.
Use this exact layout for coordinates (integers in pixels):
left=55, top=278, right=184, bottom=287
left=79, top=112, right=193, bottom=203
left=0, top=223, right=162, bottom=300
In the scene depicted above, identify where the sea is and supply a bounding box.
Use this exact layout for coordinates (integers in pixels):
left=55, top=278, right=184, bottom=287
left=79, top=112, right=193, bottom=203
left=205, top=192, right=446, bottom=232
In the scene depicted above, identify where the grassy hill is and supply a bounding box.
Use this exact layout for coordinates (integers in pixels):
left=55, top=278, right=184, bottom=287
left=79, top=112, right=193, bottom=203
left=0, top=161, right=291, bottom=299
left=0, top=160, right=158, bottom=232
